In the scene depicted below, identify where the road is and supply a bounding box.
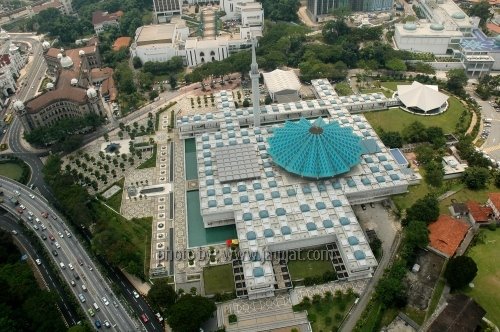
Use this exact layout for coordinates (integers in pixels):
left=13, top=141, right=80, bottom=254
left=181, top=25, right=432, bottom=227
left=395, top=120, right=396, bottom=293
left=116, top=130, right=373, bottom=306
left=1, top=176, right=141, bottom=331
left=465, top=84, right=500, bottom=161
left=0, top=212, right=79, bottom=326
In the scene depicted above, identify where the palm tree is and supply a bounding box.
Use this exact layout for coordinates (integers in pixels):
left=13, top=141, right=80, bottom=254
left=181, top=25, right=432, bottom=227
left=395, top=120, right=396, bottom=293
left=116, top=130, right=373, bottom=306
left=104, top=164, right=109, bottom=173
left=65, top=164, right=71, bottom=172
left=121, top=153, right=127, bottom=161
left=99, top=151, right=105, bottom=159
left=118, top=131, right=124, bottom=139
left=119, top=122, right=125, bottom=131
left=129, top=157, right=134, bottom=165
left=120, top=162, right=125, bottom=169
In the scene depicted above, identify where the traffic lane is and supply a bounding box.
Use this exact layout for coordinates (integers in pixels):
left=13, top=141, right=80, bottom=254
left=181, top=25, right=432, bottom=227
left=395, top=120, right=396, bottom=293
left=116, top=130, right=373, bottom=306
left=1, top=180, right=143, bottom=329
left=1, top=185, right=135, bottom=329
left=0, top=214, right=78, bottom=325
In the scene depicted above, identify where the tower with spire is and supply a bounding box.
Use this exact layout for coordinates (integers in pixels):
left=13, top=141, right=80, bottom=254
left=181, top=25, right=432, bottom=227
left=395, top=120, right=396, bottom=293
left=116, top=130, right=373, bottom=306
left=249, top=38, right=260, bottom=127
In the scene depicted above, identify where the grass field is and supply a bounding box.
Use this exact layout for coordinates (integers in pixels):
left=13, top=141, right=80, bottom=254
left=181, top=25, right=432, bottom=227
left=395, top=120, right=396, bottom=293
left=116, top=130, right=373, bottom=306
left=105, top=178, right=125, bottom=212
left=380, top=81, right=409, bottom=91
left=0, top=162, right=24, bottom=181
left=287, top=247, right=334, bottom=280
left=360, top=88, right=393, bottom=98
left=465, top=229, right=500, bottom=325
left=364, top=96, right=469, bottom=135
left=203, top=264, right=235, bottom=295
left=137, top=145, right=157, bottom=169
left=438, top=182, right=497, bottom=214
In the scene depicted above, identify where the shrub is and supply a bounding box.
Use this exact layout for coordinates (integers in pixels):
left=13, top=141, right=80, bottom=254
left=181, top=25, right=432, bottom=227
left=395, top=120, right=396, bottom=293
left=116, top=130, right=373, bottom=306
left=325, top=316, right=333, bottom=325
left=228, top=314, right=237, bottom=323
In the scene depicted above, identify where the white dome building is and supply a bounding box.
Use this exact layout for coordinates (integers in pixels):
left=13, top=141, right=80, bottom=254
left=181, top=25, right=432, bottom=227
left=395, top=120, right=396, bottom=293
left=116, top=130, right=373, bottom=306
left=60, top=54, right=74, bottom=69
left=70, top=78, right=78, bottom=86
left=42, top=40, right=50, bottom=51
left=46, top=82, right=54, bottom=90
left=79, top=50, right=85, bottom=56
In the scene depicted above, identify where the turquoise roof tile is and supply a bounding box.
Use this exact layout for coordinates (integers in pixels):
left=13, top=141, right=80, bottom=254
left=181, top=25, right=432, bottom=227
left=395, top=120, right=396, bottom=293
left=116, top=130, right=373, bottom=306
left=268, top=118, right=361, bottom=178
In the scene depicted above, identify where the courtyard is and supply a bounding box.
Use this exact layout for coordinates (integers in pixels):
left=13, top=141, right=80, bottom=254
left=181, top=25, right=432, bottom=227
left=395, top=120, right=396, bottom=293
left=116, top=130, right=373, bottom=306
left=203, top=264, right=235, bottom=295
left=287, top=247, right=335, bottom=281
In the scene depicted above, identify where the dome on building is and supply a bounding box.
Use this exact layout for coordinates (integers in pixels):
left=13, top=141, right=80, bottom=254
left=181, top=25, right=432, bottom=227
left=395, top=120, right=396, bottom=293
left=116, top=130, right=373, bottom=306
left=9, top=43, right=19, bottom=53
left=86, top=87, right=98, bottom=99
left=57, top=53, right=63, bottom=59
left=403, top=23, right=417, bottom=31
left=430, top=23, right=444, bottom=31
left=42, top=40, right=50, bottom=49
left=267, top=117, right=362, bottom=179
left=451, top=12, right=466, bottom=19
left=60, top=55, right=74, bottom=68
left=13, top=100, right=24, bottom=111
left=70, top=78, right=78, bottom=85
left=79, top=50, right=85, bottom=56
left=46, top=82, right=54, bottom=90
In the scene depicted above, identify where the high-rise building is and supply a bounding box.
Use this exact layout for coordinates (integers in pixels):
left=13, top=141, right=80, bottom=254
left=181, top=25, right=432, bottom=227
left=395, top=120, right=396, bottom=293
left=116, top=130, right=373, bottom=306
left=153, top=0, right=182, bottom=23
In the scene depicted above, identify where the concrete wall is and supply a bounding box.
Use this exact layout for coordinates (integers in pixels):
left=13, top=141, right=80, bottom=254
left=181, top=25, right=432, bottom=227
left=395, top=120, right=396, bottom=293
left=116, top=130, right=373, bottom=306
left=429, top=61, right=464, bottom=70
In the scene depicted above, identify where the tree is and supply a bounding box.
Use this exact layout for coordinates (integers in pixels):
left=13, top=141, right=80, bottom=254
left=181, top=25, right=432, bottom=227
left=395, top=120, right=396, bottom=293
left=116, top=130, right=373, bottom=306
left=444, top=256, right=478, bottom=290
left=424, top=160, right=444, bottom=187
left=463, top=166, right=490, bottom=190
left=403, top=121, right=427, bottom=143
left=166, top=295, right=216, bottom=332
left=103, top=133, right=109, bottom=142
left=405, top=194, right=439, bottom=224
left=169, top=75, right=177, bottom=90
left=242, top=99, right=250, bottom=107
left=149, top=90, right=159, bottom=101
left=467, top=0, right=492, bottom=28
left=380, top=131, right=403, bottom=148
left=385, top=58, right=407, bottom=73
left=446, top=69, right=468, bottom=95
left=415, top=144, right=437, bottom=165
left=426, top=126, right=446, bottom=148
left=322, top=20, right=350, bottom=44
left=147, top=279, right=178, bottom=313
left=132, top=56, right=142, bottom=69
left=259, top=0, right=300, bottom=22
left=264, top=95, right=272, bottom=105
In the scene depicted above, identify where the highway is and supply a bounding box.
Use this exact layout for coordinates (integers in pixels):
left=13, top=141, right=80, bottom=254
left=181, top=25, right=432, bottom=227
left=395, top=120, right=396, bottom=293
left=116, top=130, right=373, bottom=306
left=0, top=212, right=80, bottom=326
left=1, top=176, right=140, bottom=331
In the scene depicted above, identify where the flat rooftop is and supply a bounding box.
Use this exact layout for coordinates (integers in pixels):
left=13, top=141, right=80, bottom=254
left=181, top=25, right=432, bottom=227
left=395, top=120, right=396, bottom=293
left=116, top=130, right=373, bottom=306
left=136, top=24, right=176, bottom=45
left=395, top=23, right=463, bottom=38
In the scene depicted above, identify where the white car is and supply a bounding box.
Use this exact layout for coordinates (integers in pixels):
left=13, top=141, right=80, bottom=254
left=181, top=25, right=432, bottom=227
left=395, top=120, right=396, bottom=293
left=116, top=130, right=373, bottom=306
left=64, top=230, right=71, bottom=237
left=29, top=194, right=35, bottom=199
left=132, top=290, right=140, bottom=299
left=40, top=224, right=46, bottom=231
left=28, top=211, right=34, bottom=216
left=54, top=241, right=61, bottom=249
left=33, top=225, right=39, bottom=230
left=68, top=263, right=74, bottom=270
left=35, top=259, right=41, bottom=265
left=19, top=204, right=26, bottom=210
left=14, top=190, right=20, bottom=196
left=58, top=231, right=64, bottom=238
left=102, top=297, right=109, bottom=306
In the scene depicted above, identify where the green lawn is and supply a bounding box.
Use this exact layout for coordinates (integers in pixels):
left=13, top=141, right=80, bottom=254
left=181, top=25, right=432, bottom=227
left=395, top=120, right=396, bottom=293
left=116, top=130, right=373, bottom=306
left=137, top=145, right=157, bottom=169
left=287, top=247, right=334, bottom=280
left=335, top=82, right=354, bottom=96
left=364, top=96, right=469, bottom=135
left=0, top=162, right=24, bottom=181
left=203, top=264, right=235, bottom=295
left=105, top=178, right=125, bottom=212
left=464, top=229, right=500, bottom=326
left=380, top=81, right=409, bottom=91
left=438, top=181, right=497, bottom=215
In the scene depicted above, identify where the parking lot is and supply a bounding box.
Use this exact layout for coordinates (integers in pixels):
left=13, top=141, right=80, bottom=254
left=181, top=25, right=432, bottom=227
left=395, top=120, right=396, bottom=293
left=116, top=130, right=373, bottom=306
left=353, top=202, right=401, bottom=258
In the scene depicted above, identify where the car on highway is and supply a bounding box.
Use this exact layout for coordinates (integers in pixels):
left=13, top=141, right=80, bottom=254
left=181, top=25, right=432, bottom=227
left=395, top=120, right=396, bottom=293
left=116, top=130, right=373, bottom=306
left=54, top=241, right=61, bottom=249
left=113, top=301, right=118, bottom=308
left=101, top=296, right=109, bottom=306
left=27, top=216, right=33, bottom=222
left=33, top=224, right=38, bottom=230
left=16, top=207, right=23, bottom=214
left=41, top=224, right=46, bottom=230
left=19, top=204, right=26, bottom=210
left=133, top=290, right=140, bottom=299
left=104, top=320, right=111, bottom=328
left=70, top=280, right=76, bottom=287
left=78, top=293, right=86, bottom=303
left=14, top=190, right=20, bottom=196
left=68, top=263, right=74, bottom=270
left=58, top=231, right=64, bottom=238
left=28, top=211, right=33, bottom=216
left=141, top=313, right=149, bottom=323
left=52, top=250, right=58, bottom=256
left=41, top=212, right=48, bottom=218
left=35, top=217, right=40, bottom=224
left=88, top=308, right=95, bottom=317
left=51, top=214, right=57, bottom=221
left=41, top=234, right=47, bottom=240
left=94, top=319, right=102, bottom=329
left=88, top=265, right=93, bottom=271
left=77, top=258, right=83, bottom=266
left=29, top=194, right=35, bottom=199
left=65, top=229, right=71, bottom=237
left=35, top=259, right=41, bottom=265
left=49, top=234, right=55, bottom=241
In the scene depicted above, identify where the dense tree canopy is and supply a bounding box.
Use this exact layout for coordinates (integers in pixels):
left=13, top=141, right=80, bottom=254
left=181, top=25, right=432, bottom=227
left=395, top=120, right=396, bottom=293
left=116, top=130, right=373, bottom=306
left=379, top=131, right=403, bottom=148
left=445, top=256, right=478, bottom=290
left=463, top=166, right=490, bottom=190
left=467, top=0, right=492, bottom=29
left=446, top=69, right=468, bottom=96
left=147, top=279, right=178, bottom=314
left=166, top=295, right=216, bottom=332
left=424, top=160, right=444, bottom=188
left=0, top=231, right=66, bottom=331
left=259, top=0, right=300, bottom=22
left=405, top=194, right=439, bottom=225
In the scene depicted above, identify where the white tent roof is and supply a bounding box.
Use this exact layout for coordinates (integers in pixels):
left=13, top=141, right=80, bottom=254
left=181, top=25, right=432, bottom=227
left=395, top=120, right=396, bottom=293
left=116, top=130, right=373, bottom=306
left=397, top=81, right=448, bottom=112
left=262, top=69, right=301, bottom=94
